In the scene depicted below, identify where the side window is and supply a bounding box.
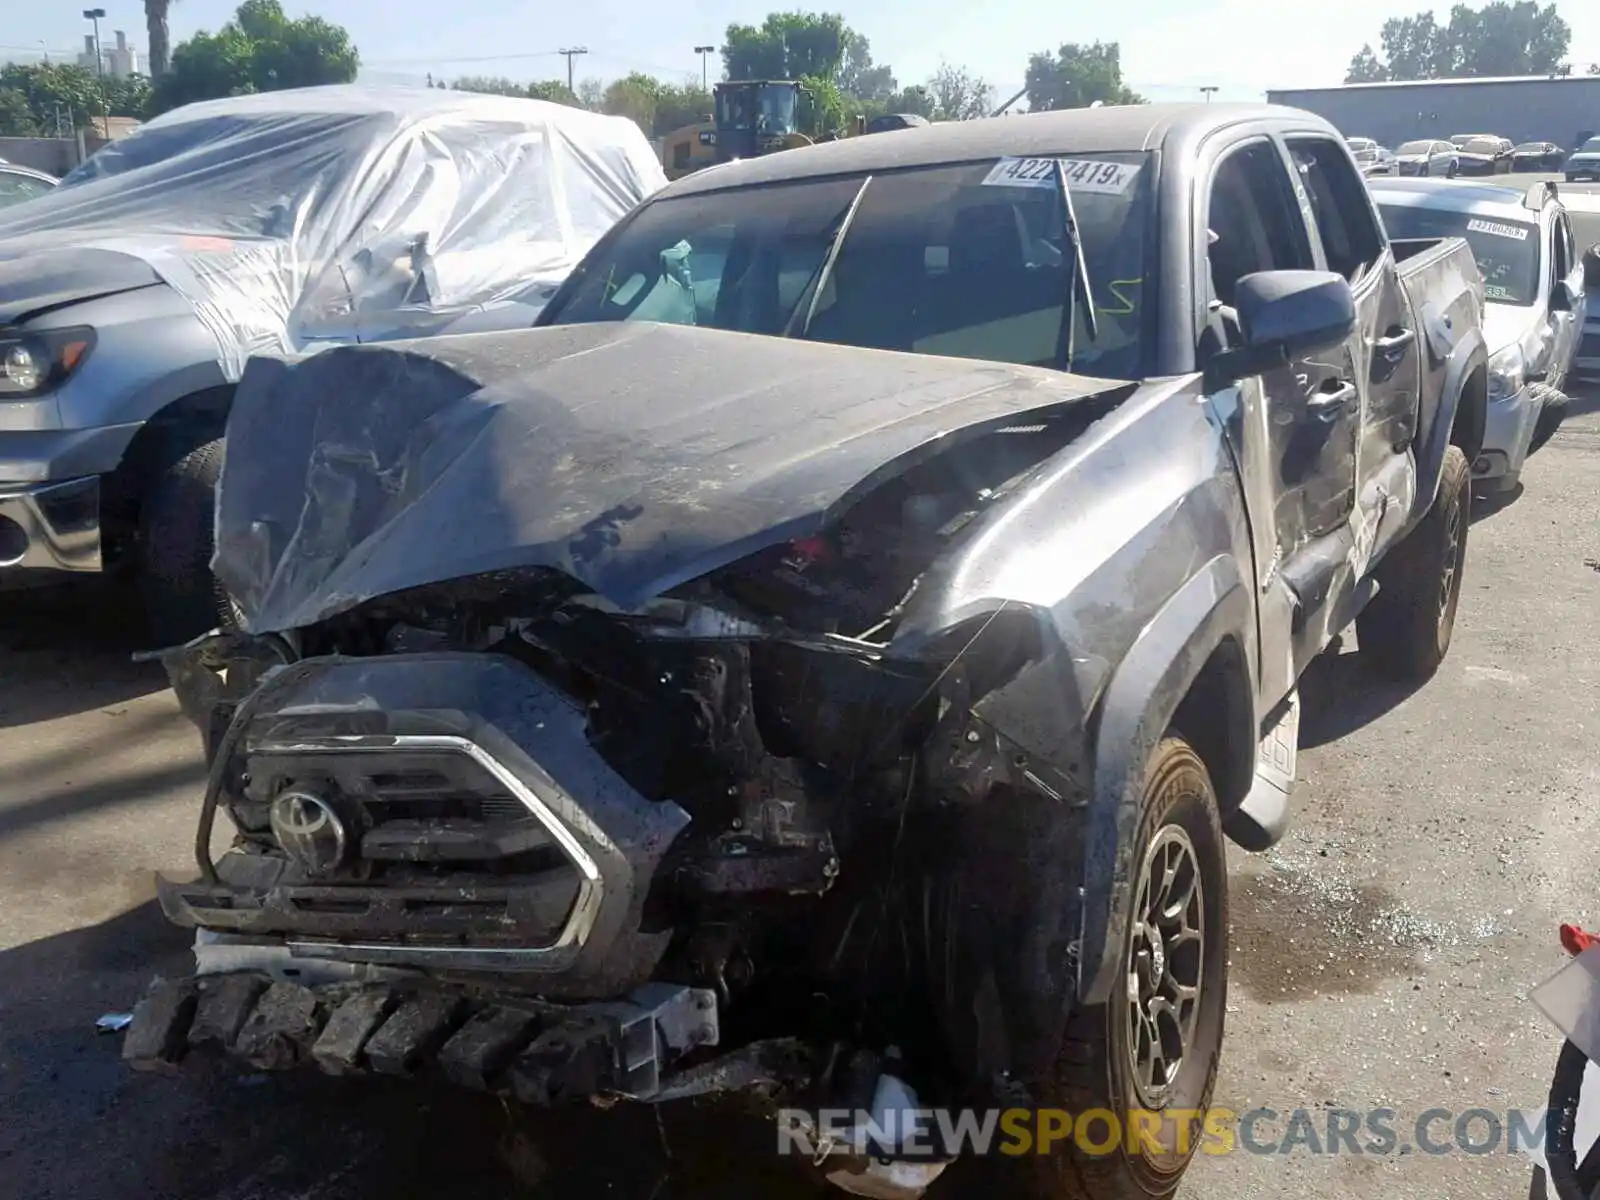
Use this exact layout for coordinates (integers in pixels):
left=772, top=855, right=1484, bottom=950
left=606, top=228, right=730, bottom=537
left=1205, top=141, right=1313, bottom=309
left=1286, top=137, right=1386, bottom=282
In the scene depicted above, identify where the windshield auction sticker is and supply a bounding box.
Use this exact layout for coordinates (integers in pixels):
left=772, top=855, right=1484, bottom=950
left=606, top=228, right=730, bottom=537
left=983, top=157, right=1141, bottom=194
left=1465, top=218, right=1530, bottom=241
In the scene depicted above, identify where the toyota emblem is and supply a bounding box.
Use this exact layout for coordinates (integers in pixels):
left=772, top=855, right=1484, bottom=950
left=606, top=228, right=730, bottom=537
left=270, top=789, right=349, bottom=877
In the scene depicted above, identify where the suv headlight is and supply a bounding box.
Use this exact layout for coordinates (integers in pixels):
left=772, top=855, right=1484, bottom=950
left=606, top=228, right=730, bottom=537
left=1487, top=343, right=1525, bottom=402
left=0, top=327, right=96, bottom=399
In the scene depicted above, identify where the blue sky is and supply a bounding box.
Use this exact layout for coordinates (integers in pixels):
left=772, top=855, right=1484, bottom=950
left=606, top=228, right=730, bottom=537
left=6, top=0, right=1600, bottom=105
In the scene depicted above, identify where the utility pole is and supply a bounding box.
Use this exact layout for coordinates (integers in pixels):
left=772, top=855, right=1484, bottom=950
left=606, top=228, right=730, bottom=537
left=694, top=45, right=716, bottom=93
left=1199, top=85, right=1218, bottom=103
left=559, top=47, right=588, bottom=93
left=82, top=8, right=109, bottom=138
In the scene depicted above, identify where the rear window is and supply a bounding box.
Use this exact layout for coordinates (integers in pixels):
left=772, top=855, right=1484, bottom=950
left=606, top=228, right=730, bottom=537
left=1397, top=140, right=1434, bottom=155
left=1464, top=138, right=1500, bottom=155
left=543, top=152, right=1157, bottom=380
left=1513, top=143, right=1545, bottom=153
left=1377, top=202, right=1539, bottom=304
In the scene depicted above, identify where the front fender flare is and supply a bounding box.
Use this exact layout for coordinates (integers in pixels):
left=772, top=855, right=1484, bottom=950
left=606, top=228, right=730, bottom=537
left=1079, top=553, right=1253, bottom=1005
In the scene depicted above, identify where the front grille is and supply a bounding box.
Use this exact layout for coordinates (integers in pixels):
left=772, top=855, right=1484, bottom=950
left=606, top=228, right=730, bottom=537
left=240, top=747, right=566, bottom=872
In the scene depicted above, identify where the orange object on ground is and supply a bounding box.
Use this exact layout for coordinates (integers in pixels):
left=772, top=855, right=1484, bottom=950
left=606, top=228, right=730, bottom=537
left=1560, top=924, right=1599, bottom=956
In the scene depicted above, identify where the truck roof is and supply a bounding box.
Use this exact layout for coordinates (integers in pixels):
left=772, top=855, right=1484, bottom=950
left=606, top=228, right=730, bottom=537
left=663, top=102, right=1338, bottom=198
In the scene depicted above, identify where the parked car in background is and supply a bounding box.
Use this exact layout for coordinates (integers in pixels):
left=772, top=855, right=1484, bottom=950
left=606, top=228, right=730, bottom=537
left=0, top=163, right=56, bottom=208
left=0, top=85, right=667, bottom=644
left=1565, top=136, right=1600, bottom=182
left=1396, top=138, right=1460, bottom=177
left=1512, top=142, right=1566, bottom=172
left=1372, top=178, right=1585, bottom=492
left=1451, top=133, right=1492, bottom=148
left=1456, top=136, right=1514, bottom=176
left=1347, top=136, right=1396, bottom=175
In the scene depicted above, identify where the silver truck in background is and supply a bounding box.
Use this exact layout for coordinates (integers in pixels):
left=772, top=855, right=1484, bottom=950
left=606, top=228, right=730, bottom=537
left=0, top=85, right=666, bottom=643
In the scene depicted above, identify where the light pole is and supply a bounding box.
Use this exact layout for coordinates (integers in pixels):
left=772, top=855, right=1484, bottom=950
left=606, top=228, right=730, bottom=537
left=82, top=8, right=108, bottom=137
left=559, top=47, right=588, bottom=94
left=1199, top=85, right=1219, bottom=103
left=694, top=45, right=716, bottom=93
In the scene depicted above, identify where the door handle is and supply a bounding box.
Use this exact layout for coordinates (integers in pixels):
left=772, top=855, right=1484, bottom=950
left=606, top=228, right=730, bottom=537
left=1375, top=328, right=1416, bottom=359
left=1307, top=382, right=1357, bottom=421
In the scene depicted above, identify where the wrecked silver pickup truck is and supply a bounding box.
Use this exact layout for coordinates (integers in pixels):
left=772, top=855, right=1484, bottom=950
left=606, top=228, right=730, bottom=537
left=126, top=104, right=1487, bottom=1200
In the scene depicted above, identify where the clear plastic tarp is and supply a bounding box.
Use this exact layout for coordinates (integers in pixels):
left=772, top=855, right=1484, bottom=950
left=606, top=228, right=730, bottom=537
left=0, top=85, right=668, bottom=375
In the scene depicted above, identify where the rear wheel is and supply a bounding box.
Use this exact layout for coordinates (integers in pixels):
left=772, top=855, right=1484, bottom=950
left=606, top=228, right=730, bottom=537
left=137, top=432, right=237, bottom=647
left=1356, top=444, right=1470, bottom=682
left=1446, top=160, right=1459, bottom=178
left=1009, top=737, right=1229, bottom=1200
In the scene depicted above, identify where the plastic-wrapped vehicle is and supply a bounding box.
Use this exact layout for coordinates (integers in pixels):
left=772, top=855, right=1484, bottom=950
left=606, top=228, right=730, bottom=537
left=127, top=103, right=1486, bottom=1200
left=0, top=85, right=666, bottom=641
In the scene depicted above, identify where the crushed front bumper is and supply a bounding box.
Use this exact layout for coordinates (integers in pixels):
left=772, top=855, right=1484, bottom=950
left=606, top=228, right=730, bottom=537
left=121, top=968, right=722, bottom=1103
left=1475, top=384, right=1543, bottom=484
left=0, top=475, right=101, bottom=576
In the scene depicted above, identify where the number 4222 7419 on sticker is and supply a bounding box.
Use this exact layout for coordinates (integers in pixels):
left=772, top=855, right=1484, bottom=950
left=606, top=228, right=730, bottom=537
left=981, top=157, right=1141, bottom=195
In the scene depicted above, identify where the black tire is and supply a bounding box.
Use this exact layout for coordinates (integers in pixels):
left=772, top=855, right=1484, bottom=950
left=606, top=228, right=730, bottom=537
left=1446, top=160, right=1459, bottom=178
left=1018, top=737, right=1229, bottom=1200
left=137, top=433, right=236, bottom=647
left=1356, top=444, right=1470, bottom=682
left=1529, top=385, right=1569, bottom=455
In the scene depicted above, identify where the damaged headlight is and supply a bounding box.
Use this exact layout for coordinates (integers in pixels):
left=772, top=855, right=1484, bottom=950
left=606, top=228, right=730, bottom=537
left=1487, top=343, right=1525, bottom=403
left=0, top=327, right=95, bottom=399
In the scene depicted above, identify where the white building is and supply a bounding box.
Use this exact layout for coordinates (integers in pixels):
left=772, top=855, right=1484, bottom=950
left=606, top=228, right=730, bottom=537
left=76, top=30, right=141, bottom=79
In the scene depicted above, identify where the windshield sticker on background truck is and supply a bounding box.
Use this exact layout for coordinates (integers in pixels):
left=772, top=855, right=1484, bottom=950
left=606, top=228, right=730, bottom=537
left=1466, top=218, right=1530, bottom=241
left=982, top=157, right=1141, bottom=194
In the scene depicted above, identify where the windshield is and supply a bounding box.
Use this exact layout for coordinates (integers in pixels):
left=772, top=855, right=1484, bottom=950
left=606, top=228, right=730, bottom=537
left=1463, top=138, right=1500, bottom=155
left=1397, top=141, right=1434, bottom=155
left=1582, top=138, right=1600, bottom=154
left=716, top=86, right=798, bottom=136
left=1377, top=203, right=1539, bottom=304
left=1347, top=138, right=1375, bottom=151
left=542, top=152, right=1156, bottom=380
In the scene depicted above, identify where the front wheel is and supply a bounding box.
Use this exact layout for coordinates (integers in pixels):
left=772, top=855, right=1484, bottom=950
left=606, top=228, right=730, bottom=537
left=1529, top=385, right=1569, bottom=454
left=1356, top=444, right=1470, bottom=682
left=1446, top=160, right=1459, bottom=178
left=1019, top=737, right=1229, bottom=1200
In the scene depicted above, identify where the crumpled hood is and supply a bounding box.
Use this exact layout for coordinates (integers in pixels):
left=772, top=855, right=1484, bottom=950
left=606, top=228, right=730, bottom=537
left=214, top=321, right=1128, bottom=633
left=0, top=246, right=162, bottom=326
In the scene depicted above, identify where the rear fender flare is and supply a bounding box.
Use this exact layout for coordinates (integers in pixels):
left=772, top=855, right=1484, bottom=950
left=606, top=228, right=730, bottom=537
left=1078, top=554, right=1253, bottom=1005
left=1416, top=325, right=1487, bottom=515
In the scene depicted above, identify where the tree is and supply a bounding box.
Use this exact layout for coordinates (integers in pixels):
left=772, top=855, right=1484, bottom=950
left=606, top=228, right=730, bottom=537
left=1346, top=44, right=1389, bottom=82
left=576, top=78, right=605, bottom=109
left=451, top=76, right=527, bottom=97
left=722, top=12, right=847, bottom=82
left=526, top=80, right=579, bottom=105
left=653, top=81, right=713, bottom=133
left=601, top=72, right=660, bottom=133
left=1024, top=41, right=1145, bottom=111
left=0, top=62, right=148, bottom=131
left=152, top=0, right=359, bottom=114
left=146, top=0, right=176, bottom=77
left=1351, top=2, right=1571, bottom=81
left=882, top=84, right=935, bottom=119
left=927, top=62, right=993, bottom=120
left=0, top=89, right=40, bottom=137
left=837, top=30, right=895, bottom=103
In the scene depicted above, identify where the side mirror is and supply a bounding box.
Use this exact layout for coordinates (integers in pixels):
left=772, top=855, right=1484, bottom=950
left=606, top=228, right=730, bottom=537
left=1583, top=244, right=1600, bottom=291
left=1209, top=270, right=1358, bottom=384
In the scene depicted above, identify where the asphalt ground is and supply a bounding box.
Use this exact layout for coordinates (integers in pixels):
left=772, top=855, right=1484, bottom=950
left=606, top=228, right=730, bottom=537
left=0, top=380, right=1596, bottom=1200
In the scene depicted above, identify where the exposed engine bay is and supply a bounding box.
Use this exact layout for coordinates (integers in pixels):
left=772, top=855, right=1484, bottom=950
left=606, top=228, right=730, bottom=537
left=136, top=360, right=1127, bottom=1200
